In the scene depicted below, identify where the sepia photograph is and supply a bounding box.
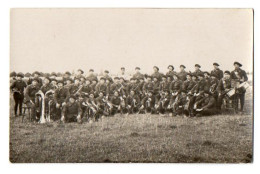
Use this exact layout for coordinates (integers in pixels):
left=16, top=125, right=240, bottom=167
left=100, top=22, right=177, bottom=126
left=9, top=8, right=253, bottom=163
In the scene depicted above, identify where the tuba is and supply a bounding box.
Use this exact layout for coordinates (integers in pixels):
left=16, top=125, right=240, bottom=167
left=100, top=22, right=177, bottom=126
left=35, top=90, right=46, bottom=124
left=45, top=89, right=55, bottom=122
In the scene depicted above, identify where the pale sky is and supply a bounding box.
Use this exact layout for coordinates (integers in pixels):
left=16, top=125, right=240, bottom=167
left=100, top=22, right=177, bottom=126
left=10, top=9, right=253, bottom=75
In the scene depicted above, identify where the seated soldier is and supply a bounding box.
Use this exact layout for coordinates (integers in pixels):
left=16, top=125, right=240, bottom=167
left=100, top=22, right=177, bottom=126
left=126, top=90, right=141, bottom=114
left=82, top=93, right=99, bottom=122
left=96, top=92, right=110, bottom=116
left=172, top=90, right=189, bottom=116
left=110, top=91, right=122, bottom=115
left=53, top=80, right=70, bottom=120
left=61, top=95, right=82, bottom=123
left=156, top=90, right=171, bottom=115
left=24, top=78, right=40, bottom=121
left=193, top=90, right=218, bottom=117
left=140, top=91, right=157, bottom=114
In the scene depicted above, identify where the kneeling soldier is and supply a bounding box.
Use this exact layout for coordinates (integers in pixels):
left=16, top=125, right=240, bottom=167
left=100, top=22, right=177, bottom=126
left=140, top=91, right=157, bottom=114
left=156, top=90, right=171, bottom=115
left=172, top=90, right=189, bottom=116
left=126, top=90, right=141, bottom=114
left=193, top=90, right=218, bottom=117
left=61, top=95, right=82, bottom=123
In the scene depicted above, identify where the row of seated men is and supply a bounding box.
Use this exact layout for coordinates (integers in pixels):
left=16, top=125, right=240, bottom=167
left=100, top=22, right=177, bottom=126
left=10, top=62, right=248, bottom=123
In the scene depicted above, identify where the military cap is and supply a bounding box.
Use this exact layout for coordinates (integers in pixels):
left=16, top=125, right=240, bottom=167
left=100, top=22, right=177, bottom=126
left=44, top=77, right=51, bottom=82
left=168, top=65, right=174, bottom=69
left=104, top=70, right=109, bottom=73
left=89, top=69, right=94, bottom=72
left=113, top=77, right=119, bottom=80
left=92, top=79, right=98, bottom=82
left=44, top=73, right=50, bottom=77
left=130, top=77, right=136, bottom=81
left=78, top=69, right=84, bottom=74
left=180, top=65, right=186, bottom=69
left=213, top=63, right=219, bottom=66
left=80, top=76, right=86, bottom=80
left=32, top=71, right=40, bottom=76
left=204, top=71, right=210, bottom=75
left=106, top=78, right=113, bottom=82
left=234, top=61, right=242, bottom=67
left=74, top=78, right=81, bottom=81
left=153, top=66, right=159, bottom=71
left=135, top=67, right=141, bottom=70
left=51, top=78, right=57, bottom=82
left=198, top=73, right=204, bottom=77
left=162, top=75, right=167, bottom=79
left=32, top=78, right=39, bottom=83
left=25, top=73, right=31, bottom=77
left=195, top=64, right=201, bottom=68
left=139, top=77, right=144, bottom=80
left=121, top=67, right=125, bottom=70
left=57, top=80, right=64, bottom=84
left=224, top=71, right=231, bottom=75
left=119, top=77, right=125, bottom=80
left=65, top=71, right=71, bottom=75
left=66, top=78, right=73, bottom=82
left=51, top=72, right=57, bottom=76
left=10, top=71, right=16, bottom=77
left=186, top=73, right=192, bottom=77
left=69, top=95, right=77, bottom=100
left=17, top=72, right=24, bottom=78
left=100, top=77, right=106, bottom=81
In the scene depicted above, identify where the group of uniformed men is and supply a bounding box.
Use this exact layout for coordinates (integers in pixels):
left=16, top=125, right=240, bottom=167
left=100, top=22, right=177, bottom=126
left=10, top=61, right=248, bottom=123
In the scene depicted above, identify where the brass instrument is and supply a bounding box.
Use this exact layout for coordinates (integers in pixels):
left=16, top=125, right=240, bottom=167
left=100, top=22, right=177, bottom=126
left=35, top=90, right=46, bottom=124
left=45, top=89, right=55, bottom=122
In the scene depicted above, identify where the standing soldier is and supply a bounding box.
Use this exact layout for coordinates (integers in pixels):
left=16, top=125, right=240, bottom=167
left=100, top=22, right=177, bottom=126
left=217, top=71, right=233, bottom=110
left=86, top=69, right=98, bottom=82
left=10, top=72, right=27, bottom=117
left=153, top=76, right=161, bottom=99
left=53, top=80, right=70, bottom=120
left=95, top=77, right=108, bottom=97
left=28, top=71, right=43, bottom=86
left=178, top=65, right=187, bottom=81
left=24, top=78, right=40, bottom=121
left=63, top=71, right=72, bottom=84
left=151, top=66, right=163, bottom=81
left=90, top=79, right=98, bottom=91
left=118, top=67, right=129, bottom=81
left=211, top=63, right=223, bottom=80
left=103, top=70, right=113, bottom=82
left=166, top=65, right=176, bottom=78
left=133, top=67, right=144, bottom=79
left=193, top=64, right=203, bottom=77
left=75, top=69, right=84, bottom=79
left=230, top=62, right=248, bottom=113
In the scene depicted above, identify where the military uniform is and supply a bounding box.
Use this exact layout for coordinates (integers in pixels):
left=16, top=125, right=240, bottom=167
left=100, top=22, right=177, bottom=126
left=216, top=77, right=232, bottom=109
left=126, top=94, right=141, bottom=114
left=62, top=101, right=82, bottom=122
left=211, top=68, right=223, bottom=80
left=178, top=70, right=187, bottom=81
left=10, top=79, right=27, bottom=116
left=151, top=72, right=163, bottom=81
left=194, top=94, right=217, bottom=116
left=133, top=72, right=144, bottom=80
left=24, top=84, right=40, bottom=120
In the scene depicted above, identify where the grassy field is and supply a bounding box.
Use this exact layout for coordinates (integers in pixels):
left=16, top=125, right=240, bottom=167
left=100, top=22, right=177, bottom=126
left=9, top=88, right=253, bottom=163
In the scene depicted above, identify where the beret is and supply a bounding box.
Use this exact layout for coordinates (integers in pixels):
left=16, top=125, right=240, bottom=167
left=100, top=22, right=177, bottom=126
left=57, top=80, right=64, bottom=84
left=10, top=72, right=17, bottom=77
left=224, top=71, right=231, bottom=75
left=186, top=73, right=192, bottom=76
left=234, top=61, right=242, bottom=67
left=198, top=73, right=204, bottom=77
left=17, top=72, right=24, bottom=78
left=114, top=77, right=120, bottom=80
left=213, top=63, right=219, bottom=66
left=104, top=70, right=109, bottom=73
left=44, top=77, right=51, bottom=82
left=65, top=71, right=71, bottom=75
left=78, top=69, right=84, bottom=74
left=162, top=75, right=167, bottom=78
left=180, top=65, right=186, bottom=68
left=195, top=64, right=201, bottom=68
left=89, top=69, right=94, bottom=72
left=25, top=73, right=31, bottom=77
left=32, top=71, right=40, bottom=76
left=51, top=79, right=57, bottom=82
left=135, top=67, right=140, bottom=70
left=32, top=78, right=39, bottom=83
left=51, top=72, right=57, bottom=76
left=130, top=77, right=136, bottom=81
left=168, top=65, right=174, bottom=69
left=100, top=77, right=106, bottom=80
left=204, top=71, right=210, bottom=75
left=153, top=66, right=159, bottom=71
left=121, top=67, right=125, bottom=70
